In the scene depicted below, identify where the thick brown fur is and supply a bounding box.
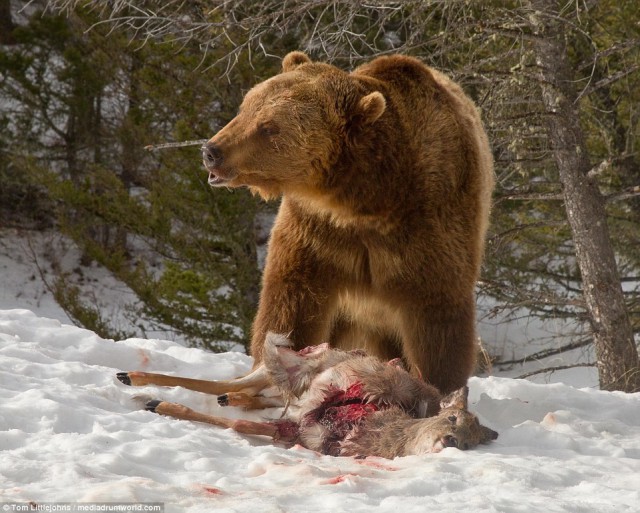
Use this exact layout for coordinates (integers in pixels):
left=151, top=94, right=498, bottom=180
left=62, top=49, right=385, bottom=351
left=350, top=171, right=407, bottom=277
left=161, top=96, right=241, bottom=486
left=203, top=52, right=495, bottom=394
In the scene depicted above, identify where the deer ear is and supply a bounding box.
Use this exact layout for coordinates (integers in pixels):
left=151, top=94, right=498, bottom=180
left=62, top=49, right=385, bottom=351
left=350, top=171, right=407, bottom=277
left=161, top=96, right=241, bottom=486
left=440, top=386, right=469, bottom=410
left=353, top=91, right=386, bottom=125
left=282, top=51, right=312, bottom=72
left=480, top=425, right=499, bottom=443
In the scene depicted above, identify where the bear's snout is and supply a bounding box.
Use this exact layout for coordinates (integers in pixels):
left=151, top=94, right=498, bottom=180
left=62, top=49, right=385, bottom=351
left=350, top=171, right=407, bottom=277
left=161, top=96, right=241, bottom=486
left=203, top=142, right=231, bottom=186
left=203, top=142, right=224, bottom=170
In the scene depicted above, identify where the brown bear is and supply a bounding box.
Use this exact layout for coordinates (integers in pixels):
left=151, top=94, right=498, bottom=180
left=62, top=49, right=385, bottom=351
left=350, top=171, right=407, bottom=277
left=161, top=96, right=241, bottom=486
left=202, top=51, right=494, bottom=394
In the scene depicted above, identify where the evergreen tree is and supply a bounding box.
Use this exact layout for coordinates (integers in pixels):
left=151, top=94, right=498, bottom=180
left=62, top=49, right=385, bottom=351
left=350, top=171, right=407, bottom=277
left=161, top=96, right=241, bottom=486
left=4, top=1, right=639, bottom=388
left=0, top=6, right=274, bottom=349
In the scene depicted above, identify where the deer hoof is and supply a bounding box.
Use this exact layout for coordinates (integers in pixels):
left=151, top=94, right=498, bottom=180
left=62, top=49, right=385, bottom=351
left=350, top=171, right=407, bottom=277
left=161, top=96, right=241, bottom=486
left=117, top=372, right=132, bottom=386
left=145, top=400, right=162, bottom=413
left=218, top=394, right=229, bottom=406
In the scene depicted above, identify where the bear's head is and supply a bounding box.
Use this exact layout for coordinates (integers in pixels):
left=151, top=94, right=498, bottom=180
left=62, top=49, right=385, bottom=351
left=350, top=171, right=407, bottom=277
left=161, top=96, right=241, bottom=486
left=202, top=52, right=386, bottom=200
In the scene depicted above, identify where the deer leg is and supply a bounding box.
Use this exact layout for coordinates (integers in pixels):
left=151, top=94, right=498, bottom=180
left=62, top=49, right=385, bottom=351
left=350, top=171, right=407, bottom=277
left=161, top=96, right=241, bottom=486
left=145, top=400, right=298, bottom=442
left=217, top=392, right=285, bottom=409
left=116, top=365, right=272, bottom=397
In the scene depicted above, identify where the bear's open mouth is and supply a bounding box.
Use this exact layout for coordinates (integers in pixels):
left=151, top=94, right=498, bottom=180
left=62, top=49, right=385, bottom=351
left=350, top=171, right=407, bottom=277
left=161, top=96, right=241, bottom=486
left=207, top=171, right=230, bottom=187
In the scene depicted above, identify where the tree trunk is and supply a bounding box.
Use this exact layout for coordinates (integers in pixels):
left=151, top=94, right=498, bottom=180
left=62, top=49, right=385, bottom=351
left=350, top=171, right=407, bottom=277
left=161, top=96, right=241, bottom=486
left=0, top=0, right=16, bottom=45
left=528, top=0, right=640, bottom=392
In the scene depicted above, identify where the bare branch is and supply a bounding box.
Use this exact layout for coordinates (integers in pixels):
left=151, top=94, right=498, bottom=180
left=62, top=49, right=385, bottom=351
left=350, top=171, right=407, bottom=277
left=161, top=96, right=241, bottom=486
left=478, top=279, right=586, bottom=316
left=576, top=38, right=640, bottom=74
left=496, top=191, right=564, bottom=202
left=586, top=158, right=612, bottom=179
left=497, top=337, right=592, bottom=367
left=516, top=362, right=595, bottom=379
left=144, top=139, right=208, bottom=151
left=585, top=64, right=640, bottom=96
left=605, top=185, right=640, bottom=203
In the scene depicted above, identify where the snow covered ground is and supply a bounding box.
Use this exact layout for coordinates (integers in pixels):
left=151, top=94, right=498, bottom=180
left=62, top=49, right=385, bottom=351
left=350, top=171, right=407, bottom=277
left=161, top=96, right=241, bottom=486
left=1, top=228, right=639, bottom=511
left=1, top=308, right=639, bottom=512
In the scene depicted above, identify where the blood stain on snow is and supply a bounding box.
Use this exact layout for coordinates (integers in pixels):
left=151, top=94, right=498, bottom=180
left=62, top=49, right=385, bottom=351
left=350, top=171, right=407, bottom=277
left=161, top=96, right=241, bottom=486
left=137, top=348, right=150, bottom=367
left=202, top=485, right=224, bottom=495
left=355, top=459, right=398, bottom=472
left=322, top=473, right=358, bottom=485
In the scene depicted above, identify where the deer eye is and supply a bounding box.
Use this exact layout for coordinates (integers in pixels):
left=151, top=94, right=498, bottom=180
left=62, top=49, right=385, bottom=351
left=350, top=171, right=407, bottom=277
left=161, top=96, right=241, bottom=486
left=448, top=415, right=457, bottom=424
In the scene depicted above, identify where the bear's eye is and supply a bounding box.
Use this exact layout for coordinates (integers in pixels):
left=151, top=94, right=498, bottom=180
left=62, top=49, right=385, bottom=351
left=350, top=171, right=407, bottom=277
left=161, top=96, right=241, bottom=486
left=257, top=122, right=280, bottom=137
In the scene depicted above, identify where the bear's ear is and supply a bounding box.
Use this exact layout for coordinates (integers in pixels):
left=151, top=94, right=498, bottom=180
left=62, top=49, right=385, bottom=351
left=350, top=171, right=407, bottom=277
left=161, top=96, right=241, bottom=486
left=282, top=51, right=312, bottom=73
left=353, top=91, right=386, bottom=125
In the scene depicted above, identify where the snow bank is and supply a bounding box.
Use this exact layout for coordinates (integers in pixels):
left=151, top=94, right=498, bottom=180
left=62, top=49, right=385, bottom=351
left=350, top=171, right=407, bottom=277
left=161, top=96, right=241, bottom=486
left=1, top=309, right=639, bottom=512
